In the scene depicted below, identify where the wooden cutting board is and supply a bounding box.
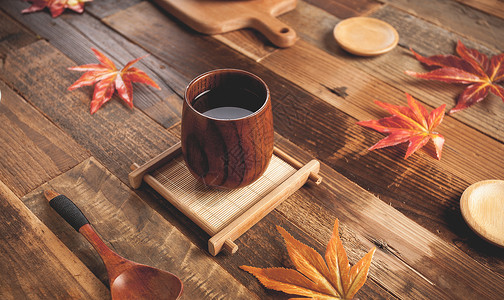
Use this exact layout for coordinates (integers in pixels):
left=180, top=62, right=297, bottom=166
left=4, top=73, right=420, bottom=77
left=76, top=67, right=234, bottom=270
left=153, top=0, right=298, bottom=48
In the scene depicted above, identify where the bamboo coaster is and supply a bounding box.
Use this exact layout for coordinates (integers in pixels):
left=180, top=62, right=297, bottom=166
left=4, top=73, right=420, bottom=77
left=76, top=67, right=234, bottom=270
left=129, top=142, right=321, bottom=255
left=333, top=17, right=399, bottom=56
left=460, top=180, right=504, bottom=248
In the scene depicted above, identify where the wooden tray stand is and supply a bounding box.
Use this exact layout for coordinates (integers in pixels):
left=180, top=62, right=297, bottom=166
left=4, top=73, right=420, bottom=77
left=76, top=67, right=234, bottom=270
left=129, top=142, right=322, bottom=256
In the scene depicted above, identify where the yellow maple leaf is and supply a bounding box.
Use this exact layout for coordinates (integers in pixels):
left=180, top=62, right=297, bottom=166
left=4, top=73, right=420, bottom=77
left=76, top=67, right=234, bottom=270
left=241, top=219, right=376, bottom=299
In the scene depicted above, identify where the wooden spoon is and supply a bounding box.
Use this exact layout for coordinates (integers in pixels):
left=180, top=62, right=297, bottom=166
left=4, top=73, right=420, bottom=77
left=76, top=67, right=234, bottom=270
left=44, top=190, right=183, bottom=300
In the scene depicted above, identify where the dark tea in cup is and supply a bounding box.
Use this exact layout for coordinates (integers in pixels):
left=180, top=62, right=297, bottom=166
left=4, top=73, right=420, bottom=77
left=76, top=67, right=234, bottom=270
left=181, top=69, right=274, bottom=189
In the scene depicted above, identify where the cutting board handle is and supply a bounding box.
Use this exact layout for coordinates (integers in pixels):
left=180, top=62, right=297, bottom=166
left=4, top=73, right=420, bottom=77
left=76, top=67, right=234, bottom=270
left=251, top=14, right=297, bottom=48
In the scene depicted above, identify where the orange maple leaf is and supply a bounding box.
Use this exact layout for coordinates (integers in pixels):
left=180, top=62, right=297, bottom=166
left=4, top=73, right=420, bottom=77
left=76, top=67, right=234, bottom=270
left=357, top=93, right=446, bottom=160
left=241, top=219, right=376, bottom=300
left=67, top=48, right=160, bottom=114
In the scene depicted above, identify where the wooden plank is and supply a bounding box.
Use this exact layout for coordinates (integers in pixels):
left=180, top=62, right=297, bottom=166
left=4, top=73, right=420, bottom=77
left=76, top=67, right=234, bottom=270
left=103, top=1, right=504, bottom=277
left=0, top=40, right=179, bottom=185
left=257, top=40, right=504, bottom=275
left=22, top=157, right=257, bottom=299
left=200, top=1, right=504, bottom=143
left=102, top=4, right=504, bottom=298
left=198, top=0, right=382, bottom=62
left=259, top=40, right=503, bottom=183
left=304, top=0, right=382, bottom=18
left=0, top=179, right=109, bottom=299
left=0, top=10, right=37, bottom=56
left=455, top=0, right=504, bottom=19
left=151, top=0, right=298, bottom=48
left=271, top=135, right=504, bottom=299
left=204, top=0, right=382, bottom=62
left=0, top=81, right=89, bottom=197
left=85, top=0, right=142, bottom=19
left=136, top=129, right=504, bottom=299
left=132, top=155, right=394, bottom=300
left=281, top=2, right=503, bottom=143
left=382, top=0, right=504, bottom=51
left=213, top=29, right=279, bottom=62
left=0, top=0, right=183, bottom=129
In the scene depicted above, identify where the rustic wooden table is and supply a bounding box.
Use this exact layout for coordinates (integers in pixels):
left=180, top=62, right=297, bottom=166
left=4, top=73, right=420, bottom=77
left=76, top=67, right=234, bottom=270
left=1, top=0, right=503, bottom=299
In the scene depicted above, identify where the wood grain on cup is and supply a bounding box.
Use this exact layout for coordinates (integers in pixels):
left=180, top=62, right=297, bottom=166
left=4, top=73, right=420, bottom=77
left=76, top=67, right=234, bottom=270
left=182, top=69, right=274, bottom=189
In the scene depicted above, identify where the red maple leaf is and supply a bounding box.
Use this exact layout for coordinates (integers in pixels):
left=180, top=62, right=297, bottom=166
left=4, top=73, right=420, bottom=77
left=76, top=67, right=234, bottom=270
left=357, top=93, right=446, bottom=160
left=67, top=48, right=160, bottom=114
left=406, top=40, right=504, bottom=114
left=22, top=0, right=92, bottom=18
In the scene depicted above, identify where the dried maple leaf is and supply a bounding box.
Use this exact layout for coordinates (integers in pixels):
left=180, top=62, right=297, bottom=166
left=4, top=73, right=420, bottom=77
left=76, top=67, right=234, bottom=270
left=406, top=40, right=504, bottom=113
left=241, top=219, right=376, bottom=300
left=22, top=0, right=92, bottom=18
left=67, top=48, right=160, bottom=114
left=357, top=93, right=446, bottom=160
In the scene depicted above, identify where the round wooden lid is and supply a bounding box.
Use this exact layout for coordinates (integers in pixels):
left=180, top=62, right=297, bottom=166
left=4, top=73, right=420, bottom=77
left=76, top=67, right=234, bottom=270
left=460, top=180, right=504, bottom=248
left=333, top=17, right=399, bottom=56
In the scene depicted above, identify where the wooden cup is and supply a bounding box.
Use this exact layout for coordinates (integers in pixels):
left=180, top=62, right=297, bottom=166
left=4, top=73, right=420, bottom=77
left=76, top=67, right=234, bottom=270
left=181, top=69, right=274, bottom=189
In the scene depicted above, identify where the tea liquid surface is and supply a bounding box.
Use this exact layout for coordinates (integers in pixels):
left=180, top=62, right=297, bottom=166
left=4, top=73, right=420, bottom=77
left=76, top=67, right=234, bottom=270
left=193, top=86, right=262, bottom=120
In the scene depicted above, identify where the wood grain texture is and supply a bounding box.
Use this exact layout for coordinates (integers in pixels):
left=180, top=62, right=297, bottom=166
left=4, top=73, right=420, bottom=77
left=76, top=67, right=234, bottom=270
left=0, top=1, right=183, bottom=129
left=201, top=1, right=504, bottom=143
left=0, top=81, right=89, bottom=197
left=382, top=0, right=504, bottom=51
left=271, top=135, right=504, bottom=299
left=0, top=10, right=37, bottom=56
left=0, top=40, right=179, bottom=185
left=281, top=2, right=504, bottom=143
left=152, top=0, right=298, bottom=48
left=0, top=179, right=109, bottom=300
left=85, top=0, right=142, bottom=19
left=304, top=0, right=382, bottom=18
left=103, top=1, right=504, bottom=277
left=455, top=0, right=504, bottom=19
left=23, top=157, right=257, bottom=299
left=182, top=69, right=274, bottom=189
left=259, top=40, right=504, bottom=183
left=213, top=29, right=279, bottom=62
left=133, top=159, right=393, bottom=300
left=3, top=1, right=503, bottom=299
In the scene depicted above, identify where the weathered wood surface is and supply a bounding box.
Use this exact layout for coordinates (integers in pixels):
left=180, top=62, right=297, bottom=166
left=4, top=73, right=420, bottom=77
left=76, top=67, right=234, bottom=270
left=23, top=157, right=257, bottom=299
left=1, top=0, right=504, bottom=299
left=103, top=1, right=504, bottom=275
left=454, top=0, right=504, bottom=19
left=382, top=0, right=504, bottom=51
left=0, top=81, right=89, bottom=197
left=1, top=40, right=179, bottom=184
left=0, top=179, right=110, bottom=299
left=220, top=0, right=504, bottom=143
left=304, top=0, right=382, bottom=19
left=0, top=10, right=37, bottom=56
left=272, top=135, right=504, bottom=299
left=140, top=128, right=504, bottom=299
left=1, top=0, right=183, bottom=129
left=137, top=182, right=394, bottom=300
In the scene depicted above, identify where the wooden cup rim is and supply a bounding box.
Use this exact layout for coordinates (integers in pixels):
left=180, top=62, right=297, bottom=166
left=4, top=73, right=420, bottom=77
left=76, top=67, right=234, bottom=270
left=184, top=68, right=270, bottom=121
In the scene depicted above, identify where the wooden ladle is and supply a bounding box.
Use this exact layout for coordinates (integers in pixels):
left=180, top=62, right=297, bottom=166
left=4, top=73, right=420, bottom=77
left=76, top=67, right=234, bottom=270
left=45, top=190, right=183, bottom=300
